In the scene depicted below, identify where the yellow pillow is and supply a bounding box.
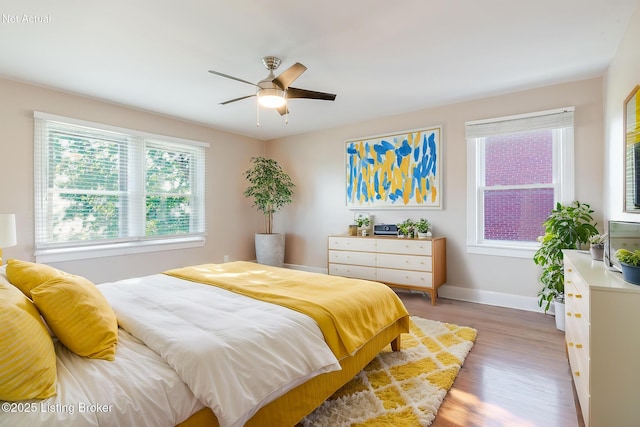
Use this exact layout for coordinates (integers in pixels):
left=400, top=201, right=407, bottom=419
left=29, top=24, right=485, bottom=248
left=0, top=279, right=57, bottom=401
left=31, top=275, right=118, bottom=361
left=6, top=259, right=62, bottom=298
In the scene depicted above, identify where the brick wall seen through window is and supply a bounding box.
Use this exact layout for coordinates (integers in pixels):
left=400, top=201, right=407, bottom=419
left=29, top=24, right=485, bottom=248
left=483, top=130, right=554, bottom=241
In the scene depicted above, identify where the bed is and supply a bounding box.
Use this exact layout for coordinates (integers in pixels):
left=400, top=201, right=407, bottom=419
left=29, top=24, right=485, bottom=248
left=0, top=260, right=409, bottom=427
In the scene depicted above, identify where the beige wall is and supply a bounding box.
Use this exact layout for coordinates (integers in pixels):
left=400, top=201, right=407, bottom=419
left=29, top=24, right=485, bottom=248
left=268, top=77, right=604, bottom=308
left=0, top=78, right=265, bottom=283
left=604, top=5, right=640, bottom=221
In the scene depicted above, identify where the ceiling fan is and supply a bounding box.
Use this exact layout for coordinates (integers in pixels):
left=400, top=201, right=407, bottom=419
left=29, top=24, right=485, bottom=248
left=208, top=56, right=337, bottom=116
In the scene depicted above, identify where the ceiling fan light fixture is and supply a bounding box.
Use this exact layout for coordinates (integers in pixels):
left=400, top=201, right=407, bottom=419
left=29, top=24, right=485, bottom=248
left=257, top=88, right=286, bottom=108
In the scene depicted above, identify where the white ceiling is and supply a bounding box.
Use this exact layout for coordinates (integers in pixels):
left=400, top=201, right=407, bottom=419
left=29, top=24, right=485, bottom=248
left=1, top=0, right=639, bottom=140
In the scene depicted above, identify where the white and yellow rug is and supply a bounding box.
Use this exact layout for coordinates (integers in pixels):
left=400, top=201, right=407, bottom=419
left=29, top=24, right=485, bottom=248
left=302, top=316, right=477, bottom=427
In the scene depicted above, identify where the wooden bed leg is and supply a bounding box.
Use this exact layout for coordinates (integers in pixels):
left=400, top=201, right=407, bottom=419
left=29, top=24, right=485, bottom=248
left=391, top=335, right=401, bottom=352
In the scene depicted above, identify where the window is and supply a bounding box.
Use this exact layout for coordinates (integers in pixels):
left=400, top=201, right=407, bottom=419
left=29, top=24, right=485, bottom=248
left=465, top=108, right=574, bottom=258
left=34, top=112, right=207, bottom=262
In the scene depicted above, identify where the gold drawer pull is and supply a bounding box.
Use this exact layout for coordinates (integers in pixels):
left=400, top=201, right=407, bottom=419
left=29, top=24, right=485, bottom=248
left=567, top=312, right=572, bottom=317
left=574, top=371, right=580, bottom=377
left=566, top=280, right=572, bottom=284
left=567, top=268, right=573, bottom=272
left=575, top=294, right=583, bottom=298
left=576, top=344, right=583, bottom=349
left=575, top=313, right=582, bottom=318
left=568, top=342, right=574, bottom=347
left=567, top=293, right=574, bottom=297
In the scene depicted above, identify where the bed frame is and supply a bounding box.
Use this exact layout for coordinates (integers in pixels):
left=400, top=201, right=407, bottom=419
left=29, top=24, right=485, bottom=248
left=176, top=320, right=405, bottom=427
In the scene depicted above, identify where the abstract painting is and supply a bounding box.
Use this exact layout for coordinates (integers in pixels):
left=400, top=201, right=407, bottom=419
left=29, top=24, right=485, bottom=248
left=345, top=126, right=442, bottom=208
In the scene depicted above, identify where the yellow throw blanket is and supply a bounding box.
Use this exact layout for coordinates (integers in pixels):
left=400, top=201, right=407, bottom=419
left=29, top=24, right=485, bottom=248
left=164, top=261, right=410, bottom=359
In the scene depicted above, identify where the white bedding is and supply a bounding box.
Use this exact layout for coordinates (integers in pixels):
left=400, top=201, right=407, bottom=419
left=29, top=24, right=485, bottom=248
left=98, top=273, right=341, bottom=427
left=0, top=329, right=203, bottom=427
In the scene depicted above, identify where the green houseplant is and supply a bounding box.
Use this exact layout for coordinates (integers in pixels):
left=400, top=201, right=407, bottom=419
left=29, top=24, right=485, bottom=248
left=396, top=219, right=415, bottom=238
left=415, top=218, right=431, bottom=238
left=243, top=157, right=295, bottom=266
left=615, top=249, right=640, bottom=285
left=533, top=201, right=598, bottom=319
left=355, top=215, right=370, bottom=228
left=355, top=215, right=371, bottom=236
left=588, top=233, right=607, bottom=261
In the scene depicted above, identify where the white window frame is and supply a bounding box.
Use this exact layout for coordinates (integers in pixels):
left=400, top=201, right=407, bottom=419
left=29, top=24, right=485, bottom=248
left=33, top=112, right=208, bottom=263
left=465, top=107, right=575, bottom=258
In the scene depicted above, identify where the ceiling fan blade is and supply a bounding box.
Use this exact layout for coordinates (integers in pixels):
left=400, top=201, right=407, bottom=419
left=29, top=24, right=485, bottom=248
left=276, top=105, right=289, bottom=116
left=208, top=70, right=260, bottom=88
left=219, top=94, right=256, bottom=105
left=286, top=87, right=336, bottom=101
left=273, top=63, right=307, bottom=90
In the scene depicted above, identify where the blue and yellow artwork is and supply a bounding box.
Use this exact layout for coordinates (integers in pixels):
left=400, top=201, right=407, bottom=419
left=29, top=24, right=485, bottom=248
left=345, top=127, right=442, bottom=208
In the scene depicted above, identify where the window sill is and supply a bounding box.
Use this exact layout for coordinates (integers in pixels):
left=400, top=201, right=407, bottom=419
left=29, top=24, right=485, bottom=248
left=34, top=236, right=205, bottom=263
left=466, top=243, right=537, bottom=259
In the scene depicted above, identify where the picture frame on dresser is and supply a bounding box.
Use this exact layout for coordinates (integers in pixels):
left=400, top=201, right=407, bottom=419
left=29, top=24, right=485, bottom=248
left=344, top=126, right=442, bottom=209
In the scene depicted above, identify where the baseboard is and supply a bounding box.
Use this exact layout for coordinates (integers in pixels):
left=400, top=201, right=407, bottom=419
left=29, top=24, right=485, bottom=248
left=285, top=263, right=546, bottom=314
left=437, top=285, right=545, bottom=313
left=284, top=263, right=327, bottom=274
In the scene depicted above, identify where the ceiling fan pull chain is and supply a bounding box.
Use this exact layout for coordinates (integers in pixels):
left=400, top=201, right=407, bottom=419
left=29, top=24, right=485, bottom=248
left=285, top=91, right=288, bottom=124
left=256, top=96, right=260, bottom=127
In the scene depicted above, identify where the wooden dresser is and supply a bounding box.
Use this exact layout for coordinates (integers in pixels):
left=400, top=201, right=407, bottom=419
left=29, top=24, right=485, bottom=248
left=563, top=250, right=640, bottom=427
left=327, top=235, right=446, bottom=304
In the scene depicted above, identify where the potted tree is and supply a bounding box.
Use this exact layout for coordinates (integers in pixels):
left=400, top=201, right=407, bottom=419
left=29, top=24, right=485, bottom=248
left=533, top=201, right=598, bottom=330
left=243, top=156, right=295, bottom=267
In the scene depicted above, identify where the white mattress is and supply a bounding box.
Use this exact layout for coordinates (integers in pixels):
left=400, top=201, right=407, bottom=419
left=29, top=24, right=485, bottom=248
left=0, top=328, right=204, bottom=427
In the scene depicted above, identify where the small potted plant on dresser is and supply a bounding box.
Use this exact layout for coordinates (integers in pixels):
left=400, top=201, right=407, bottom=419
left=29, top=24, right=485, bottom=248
left=397, top=219, right=414, bottom=238
left=533, top=201, right=599, bottom=330
left=415, top=218, right=431, bottom=238
left=355, top=214, right=371, bottom=236
left=588, top=233, right=607, bottom=261
left=615, top=249, right=640, bottom=285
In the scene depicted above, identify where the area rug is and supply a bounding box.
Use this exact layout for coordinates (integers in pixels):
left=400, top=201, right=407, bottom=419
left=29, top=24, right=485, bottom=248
left=302, top=316, right=477, bottom=427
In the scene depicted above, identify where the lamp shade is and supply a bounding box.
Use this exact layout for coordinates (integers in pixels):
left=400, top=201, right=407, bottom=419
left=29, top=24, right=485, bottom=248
left=0, top=214, right=17, bottom=248
left=257, top=88, right=286, bottom=108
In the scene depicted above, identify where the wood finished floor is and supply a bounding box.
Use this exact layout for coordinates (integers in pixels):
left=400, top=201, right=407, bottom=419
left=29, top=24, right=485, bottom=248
left=396, top=291, right=584, bottom=427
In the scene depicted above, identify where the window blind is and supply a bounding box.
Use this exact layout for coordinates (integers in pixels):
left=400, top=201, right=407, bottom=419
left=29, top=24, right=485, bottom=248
left=34, top=112, right=207, bottom=251
left=465, top=107, right=575, bottom=138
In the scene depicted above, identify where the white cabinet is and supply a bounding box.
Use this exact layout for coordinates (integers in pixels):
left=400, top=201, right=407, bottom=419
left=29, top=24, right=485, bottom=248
left=328, top=235, right=446, bottom=304
left=563, top=250, right=640, bottom=427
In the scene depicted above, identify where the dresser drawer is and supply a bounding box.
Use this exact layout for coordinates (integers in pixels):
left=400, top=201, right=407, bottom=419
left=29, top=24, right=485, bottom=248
left=566, top=315, right=589, bottom=367
left=568, top=341, right=590, bottom=424
left=328, top=250, right=376, bottom=267
left=566, top=295, right=589, bottom=327
left=328, top=237, right=376, bottom=252
left=376, top=253, right=432, bottom=272
left=377, top=268, right=432, bottom=288
left=328, top=263, right=377, bottom=281
left=377, top=239, right=432, bottom=256
left=565, top=270, right=589, bottom=323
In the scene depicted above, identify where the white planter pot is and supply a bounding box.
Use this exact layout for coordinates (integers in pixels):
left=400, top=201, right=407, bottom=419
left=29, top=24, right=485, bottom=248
left=554, top=300, right=566, bottom=331
left=255, top=233, right=286, bottom=267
